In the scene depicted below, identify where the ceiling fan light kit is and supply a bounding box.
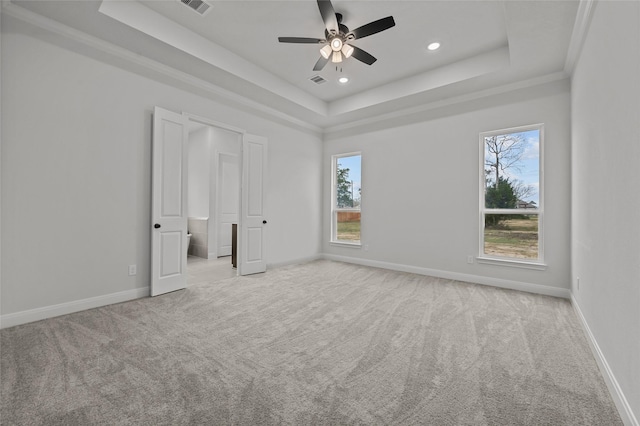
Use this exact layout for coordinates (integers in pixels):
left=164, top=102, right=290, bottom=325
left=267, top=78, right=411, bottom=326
left=341, top=44, right=354, bottom=59
left=278, top=0, right=395, bottom=71
left=320, top=45, right=332, bottom=59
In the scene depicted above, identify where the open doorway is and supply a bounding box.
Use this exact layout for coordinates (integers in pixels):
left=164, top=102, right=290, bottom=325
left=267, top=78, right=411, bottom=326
left=185, top=118, right=242, bottom=285
left=151, top=107, right=267, bottom=296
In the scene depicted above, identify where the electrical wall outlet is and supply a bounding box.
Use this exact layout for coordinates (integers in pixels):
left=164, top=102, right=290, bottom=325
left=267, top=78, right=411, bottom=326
left=128, top=264, right=137, bottom=276
left=364, top=244, right=370, bottom=251
left=467, top=255, right=474, bottom=264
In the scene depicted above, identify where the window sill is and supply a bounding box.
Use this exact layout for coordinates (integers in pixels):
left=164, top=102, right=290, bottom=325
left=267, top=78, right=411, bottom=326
left=330, top=241, right=362, bottom=248
left=476, top=256, right=547, bottom=271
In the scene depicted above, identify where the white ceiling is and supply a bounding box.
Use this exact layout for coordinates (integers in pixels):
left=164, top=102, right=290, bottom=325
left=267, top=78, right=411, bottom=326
left=7, top=0, right=580, bottom=131
left=141, top=0, right=508, bottom=102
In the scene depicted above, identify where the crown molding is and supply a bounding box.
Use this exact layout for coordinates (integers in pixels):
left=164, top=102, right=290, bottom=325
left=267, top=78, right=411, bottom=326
left=323, top=71, right=570, bottom=139
left=98, top=0, right=328, bottom=117
left=328, top=46, right=510, bottom=117
left=564, top=0, right=597, bottom=74
left=1, top=2, right=323, bottom=135
left=2, top=1, right=579, bottom=138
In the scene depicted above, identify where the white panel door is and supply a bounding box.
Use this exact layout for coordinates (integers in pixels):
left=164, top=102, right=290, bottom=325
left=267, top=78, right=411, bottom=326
left=217, top=153, right=239, bottom=257
left=239, top=134, right=267, bottom=275
left=151, top=107, right=188, bottom=296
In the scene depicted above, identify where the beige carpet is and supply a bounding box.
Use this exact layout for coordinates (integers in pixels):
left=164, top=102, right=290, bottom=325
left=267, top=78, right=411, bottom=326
left=1, top=260, right=622, bottom=425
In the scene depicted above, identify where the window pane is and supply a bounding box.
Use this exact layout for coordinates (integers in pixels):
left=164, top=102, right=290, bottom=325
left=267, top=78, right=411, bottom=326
left=484, top=129, right=539, bottom=209
left=484, top=214, right=538, bottom=259
left=336, top=155, right=361, bottom=209
left=337, top=211, right=361, bottom=242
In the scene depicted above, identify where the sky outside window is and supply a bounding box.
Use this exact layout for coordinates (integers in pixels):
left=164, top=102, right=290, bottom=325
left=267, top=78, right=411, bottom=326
left=484, top=129, right=540, bottom=205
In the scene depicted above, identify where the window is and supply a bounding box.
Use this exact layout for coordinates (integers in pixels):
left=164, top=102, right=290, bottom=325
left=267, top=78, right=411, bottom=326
left=479, top=124, right=543, bottom=265
left=331, top=153, right=361, bottom=245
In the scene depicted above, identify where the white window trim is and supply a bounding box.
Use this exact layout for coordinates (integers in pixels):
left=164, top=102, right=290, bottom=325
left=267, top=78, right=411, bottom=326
left=478, top=124, right=545, bottom=267
left=331, top=152, right=362, bottom=246
left=476, top=255, right=547, bottom=270
left=329, top=241, right=362, bottom=248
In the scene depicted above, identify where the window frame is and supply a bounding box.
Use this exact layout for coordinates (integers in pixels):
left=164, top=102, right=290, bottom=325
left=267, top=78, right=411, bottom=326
left=478, top=124, right=546, bottom=269
left=331, top=152, right=362, bottom=247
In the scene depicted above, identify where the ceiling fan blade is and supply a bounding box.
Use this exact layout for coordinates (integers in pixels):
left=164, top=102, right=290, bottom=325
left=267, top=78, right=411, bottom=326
left=313, top=55, right=330, bottom=71
left=350, top=16, right=395, bottom=40
left=278, top=37, right=325, bottom=44
left=317, top=0, right=339, bottom=34
left=350, top=45, right=377, bottom=65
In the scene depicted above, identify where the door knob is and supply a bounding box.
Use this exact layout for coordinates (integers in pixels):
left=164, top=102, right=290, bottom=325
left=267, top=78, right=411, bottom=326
left=263, top=220, right=267, bottom=224
left=154, top=224, right=161, bottom=229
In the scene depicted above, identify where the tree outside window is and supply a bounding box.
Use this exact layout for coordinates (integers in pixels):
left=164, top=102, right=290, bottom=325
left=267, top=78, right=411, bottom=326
left=480, top=125, right=542, bottom=261
left=332, top=154, right=361, bottom=244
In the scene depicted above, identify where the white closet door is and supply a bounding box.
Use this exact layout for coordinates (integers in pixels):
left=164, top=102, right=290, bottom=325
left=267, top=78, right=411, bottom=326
left=217, top=153, right=239, bottom=257
left=151, top=107, right=188, bottom=296
left=239, top=134, right=267, bottom=275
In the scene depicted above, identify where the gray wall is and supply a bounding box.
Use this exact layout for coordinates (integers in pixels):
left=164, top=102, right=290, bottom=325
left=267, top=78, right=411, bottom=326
left=571, top=1, right=640, bottom=420
left=2, top=6, right=638, bottom=422
left=187, top=126, right=211, bottom=219
left=323, top=80, right=571, bottom=295
left=1, top=19, right=323, bottom=318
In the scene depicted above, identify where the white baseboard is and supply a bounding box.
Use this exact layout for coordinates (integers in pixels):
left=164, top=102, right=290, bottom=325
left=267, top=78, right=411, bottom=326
left=321, top=254, right=571, bottom=299
left=571, top=296, right=639, bottom=426
left=1, top=254, right=321, bottom=329
left=0, top=287, right=149, bottom=329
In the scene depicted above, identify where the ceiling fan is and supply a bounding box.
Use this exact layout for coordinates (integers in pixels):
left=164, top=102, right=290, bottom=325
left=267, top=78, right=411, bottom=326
left=278, top=0, right=396, bottom=71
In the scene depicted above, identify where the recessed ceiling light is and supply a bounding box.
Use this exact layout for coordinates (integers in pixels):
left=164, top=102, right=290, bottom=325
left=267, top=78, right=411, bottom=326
left=338, top=77, right=349, bottom=84
left=427, top=42, right=441, bottom=51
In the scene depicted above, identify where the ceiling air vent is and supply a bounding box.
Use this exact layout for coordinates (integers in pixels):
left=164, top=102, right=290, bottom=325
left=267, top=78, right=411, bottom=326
left=310, top=75, right=327, bottom=85
left=180, top=0, right=212, bottom=16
